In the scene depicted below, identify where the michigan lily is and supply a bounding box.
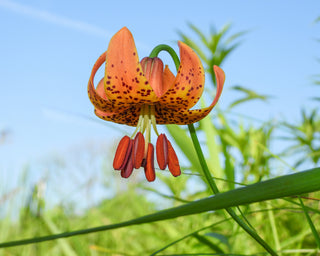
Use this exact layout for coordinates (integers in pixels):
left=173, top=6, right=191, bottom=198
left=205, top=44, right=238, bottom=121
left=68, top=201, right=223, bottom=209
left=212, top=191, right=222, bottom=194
left=88, top=27, right=225, bottom=182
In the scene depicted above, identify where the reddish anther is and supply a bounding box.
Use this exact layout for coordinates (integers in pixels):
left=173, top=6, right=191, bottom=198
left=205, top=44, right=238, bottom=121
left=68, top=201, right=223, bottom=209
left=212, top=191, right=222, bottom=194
left=156, top=133, right=168, bottom=170
left=113, top=136, right=132, bottom=170
left=144, top=143, right=155, bottom=182
left=167, top=140, right=181, bottom=177
left=133, top=132, right=145, bottom=169
left=121, top=153, right=134, bottom=178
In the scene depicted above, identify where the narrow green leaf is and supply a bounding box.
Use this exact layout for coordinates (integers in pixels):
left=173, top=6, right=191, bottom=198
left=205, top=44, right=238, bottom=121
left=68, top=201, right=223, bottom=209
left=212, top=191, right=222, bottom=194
left=188, top=23, right=210, bottom=49
left=225, top=30, right=249, bottom=45
left=151, top=218, right=230, bottom=255
left=42, top=216, right=78, bottom=256
left=192, top=233, right=224, bottom=253
left=228, top=85, right=271, bottom=109
left=152, top=206, right=303, bottom=255
left=205, top=232, right=230, bottom=249
left=0, top=167, right=319, bottom=249
left=209, top=23, right=232, bottom=53
left=266, top=202, right=281, bottom=253
left=298, top=197, right=320, bottom=248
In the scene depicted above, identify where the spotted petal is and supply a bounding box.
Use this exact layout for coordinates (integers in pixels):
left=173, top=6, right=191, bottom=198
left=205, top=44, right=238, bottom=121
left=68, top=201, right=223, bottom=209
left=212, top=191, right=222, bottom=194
left=159, top=41, right=205, bottom=110
left=155, top=66, right=225, bottom=125
left=104, top=27, right=159, bottom=106
left=88, top=51, right=119, bottom=113
left=94, top=78, right=140, bottom=126
left=95, top=105, right=141, bottom=126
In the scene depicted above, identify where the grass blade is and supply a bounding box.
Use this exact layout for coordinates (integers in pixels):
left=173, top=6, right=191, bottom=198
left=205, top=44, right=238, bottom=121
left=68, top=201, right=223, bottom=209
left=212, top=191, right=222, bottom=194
left=298, top=197, right=320, bottom=248
left=0, top=167, right=319, bottom=249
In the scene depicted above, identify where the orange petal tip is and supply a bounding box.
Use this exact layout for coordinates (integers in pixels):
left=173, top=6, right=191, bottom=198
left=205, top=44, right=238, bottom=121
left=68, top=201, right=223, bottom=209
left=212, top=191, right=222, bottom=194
left=213, top=65, right=226, bottom=84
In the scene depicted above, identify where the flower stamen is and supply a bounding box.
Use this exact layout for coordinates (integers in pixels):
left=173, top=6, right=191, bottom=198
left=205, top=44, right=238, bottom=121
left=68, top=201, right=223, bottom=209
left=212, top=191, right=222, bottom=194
left=156, top=133, right=168, bottom=170
left=167, top=139, right=181, bottom=177
left=113, top=135, right=131, bottom=170
left=144, top=143, right=155, bottom=182
left=121, top=151, right=134, bottom=178
left=132, top=132, right=145, bottom=169
left=112, top=102, right=181, bottom=181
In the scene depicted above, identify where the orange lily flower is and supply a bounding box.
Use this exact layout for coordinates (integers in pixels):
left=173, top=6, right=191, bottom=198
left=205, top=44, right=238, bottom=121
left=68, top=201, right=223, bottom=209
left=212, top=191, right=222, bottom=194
left=88, top=27, right=225, bottom=182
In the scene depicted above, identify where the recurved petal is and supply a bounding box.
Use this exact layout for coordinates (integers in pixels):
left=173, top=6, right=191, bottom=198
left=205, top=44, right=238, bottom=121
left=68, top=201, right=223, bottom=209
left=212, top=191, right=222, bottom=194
left=95, top=104, right=141, bottom=127
left=155, top=66, right=225, bottom=125
left=104, top=27, right=158, bottom=105
left=88, top=52, right=117, bottom=112
left=159, top=41, right=205, bottom=110
left=96, top=78, right=107, bottom=99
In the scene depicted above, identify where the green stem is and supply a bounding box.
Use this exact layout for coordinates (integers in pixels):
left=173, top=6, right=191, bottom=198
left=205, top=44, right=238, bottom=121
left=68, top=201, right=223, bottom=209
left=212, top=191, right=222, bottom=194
left=150, top=44, right=277, bottom=255
left=188, top=124, right=219, bottom=193
left=188, top=123, right=278, bottom=255
left=149, top=44, right=180, bottom=70
left=267, top=201, right=281, bottom=254
left=188, top=124, right=277, bottom=255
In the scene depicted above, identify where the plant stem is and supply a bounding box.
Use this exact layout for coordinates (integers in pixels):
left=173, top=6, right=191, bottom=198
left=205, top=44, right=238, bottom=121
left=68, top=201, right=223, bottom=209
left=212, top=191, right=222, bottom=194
left=149, top=43, right=278, bottom=255
left=149, top=44, right=180, bottom=70
left=188, top=123, right=278, bottom=256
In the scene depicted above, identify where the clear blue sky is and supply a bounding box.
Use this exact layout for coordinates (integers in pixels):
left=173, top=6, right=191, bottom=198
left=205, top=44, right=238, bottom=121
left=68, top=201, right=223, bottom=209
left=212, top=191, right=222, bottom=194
left=0, top=0, right=319, bottom=198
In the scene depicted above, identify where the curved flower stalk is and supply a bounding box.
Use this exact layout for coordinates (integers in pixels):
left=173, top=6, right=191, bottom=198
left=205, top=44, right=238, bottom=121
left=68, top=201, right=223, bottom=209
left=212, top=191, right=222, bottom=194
left=88, top=27, right=225, bottom=182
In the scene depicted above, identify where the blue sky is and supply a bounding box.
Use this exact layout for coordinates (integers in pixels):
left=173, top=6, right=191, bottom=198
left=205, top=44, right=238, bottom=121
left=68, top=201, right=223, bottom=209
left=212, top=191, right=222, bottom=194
left=0, top=0, right=319, bottom=197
